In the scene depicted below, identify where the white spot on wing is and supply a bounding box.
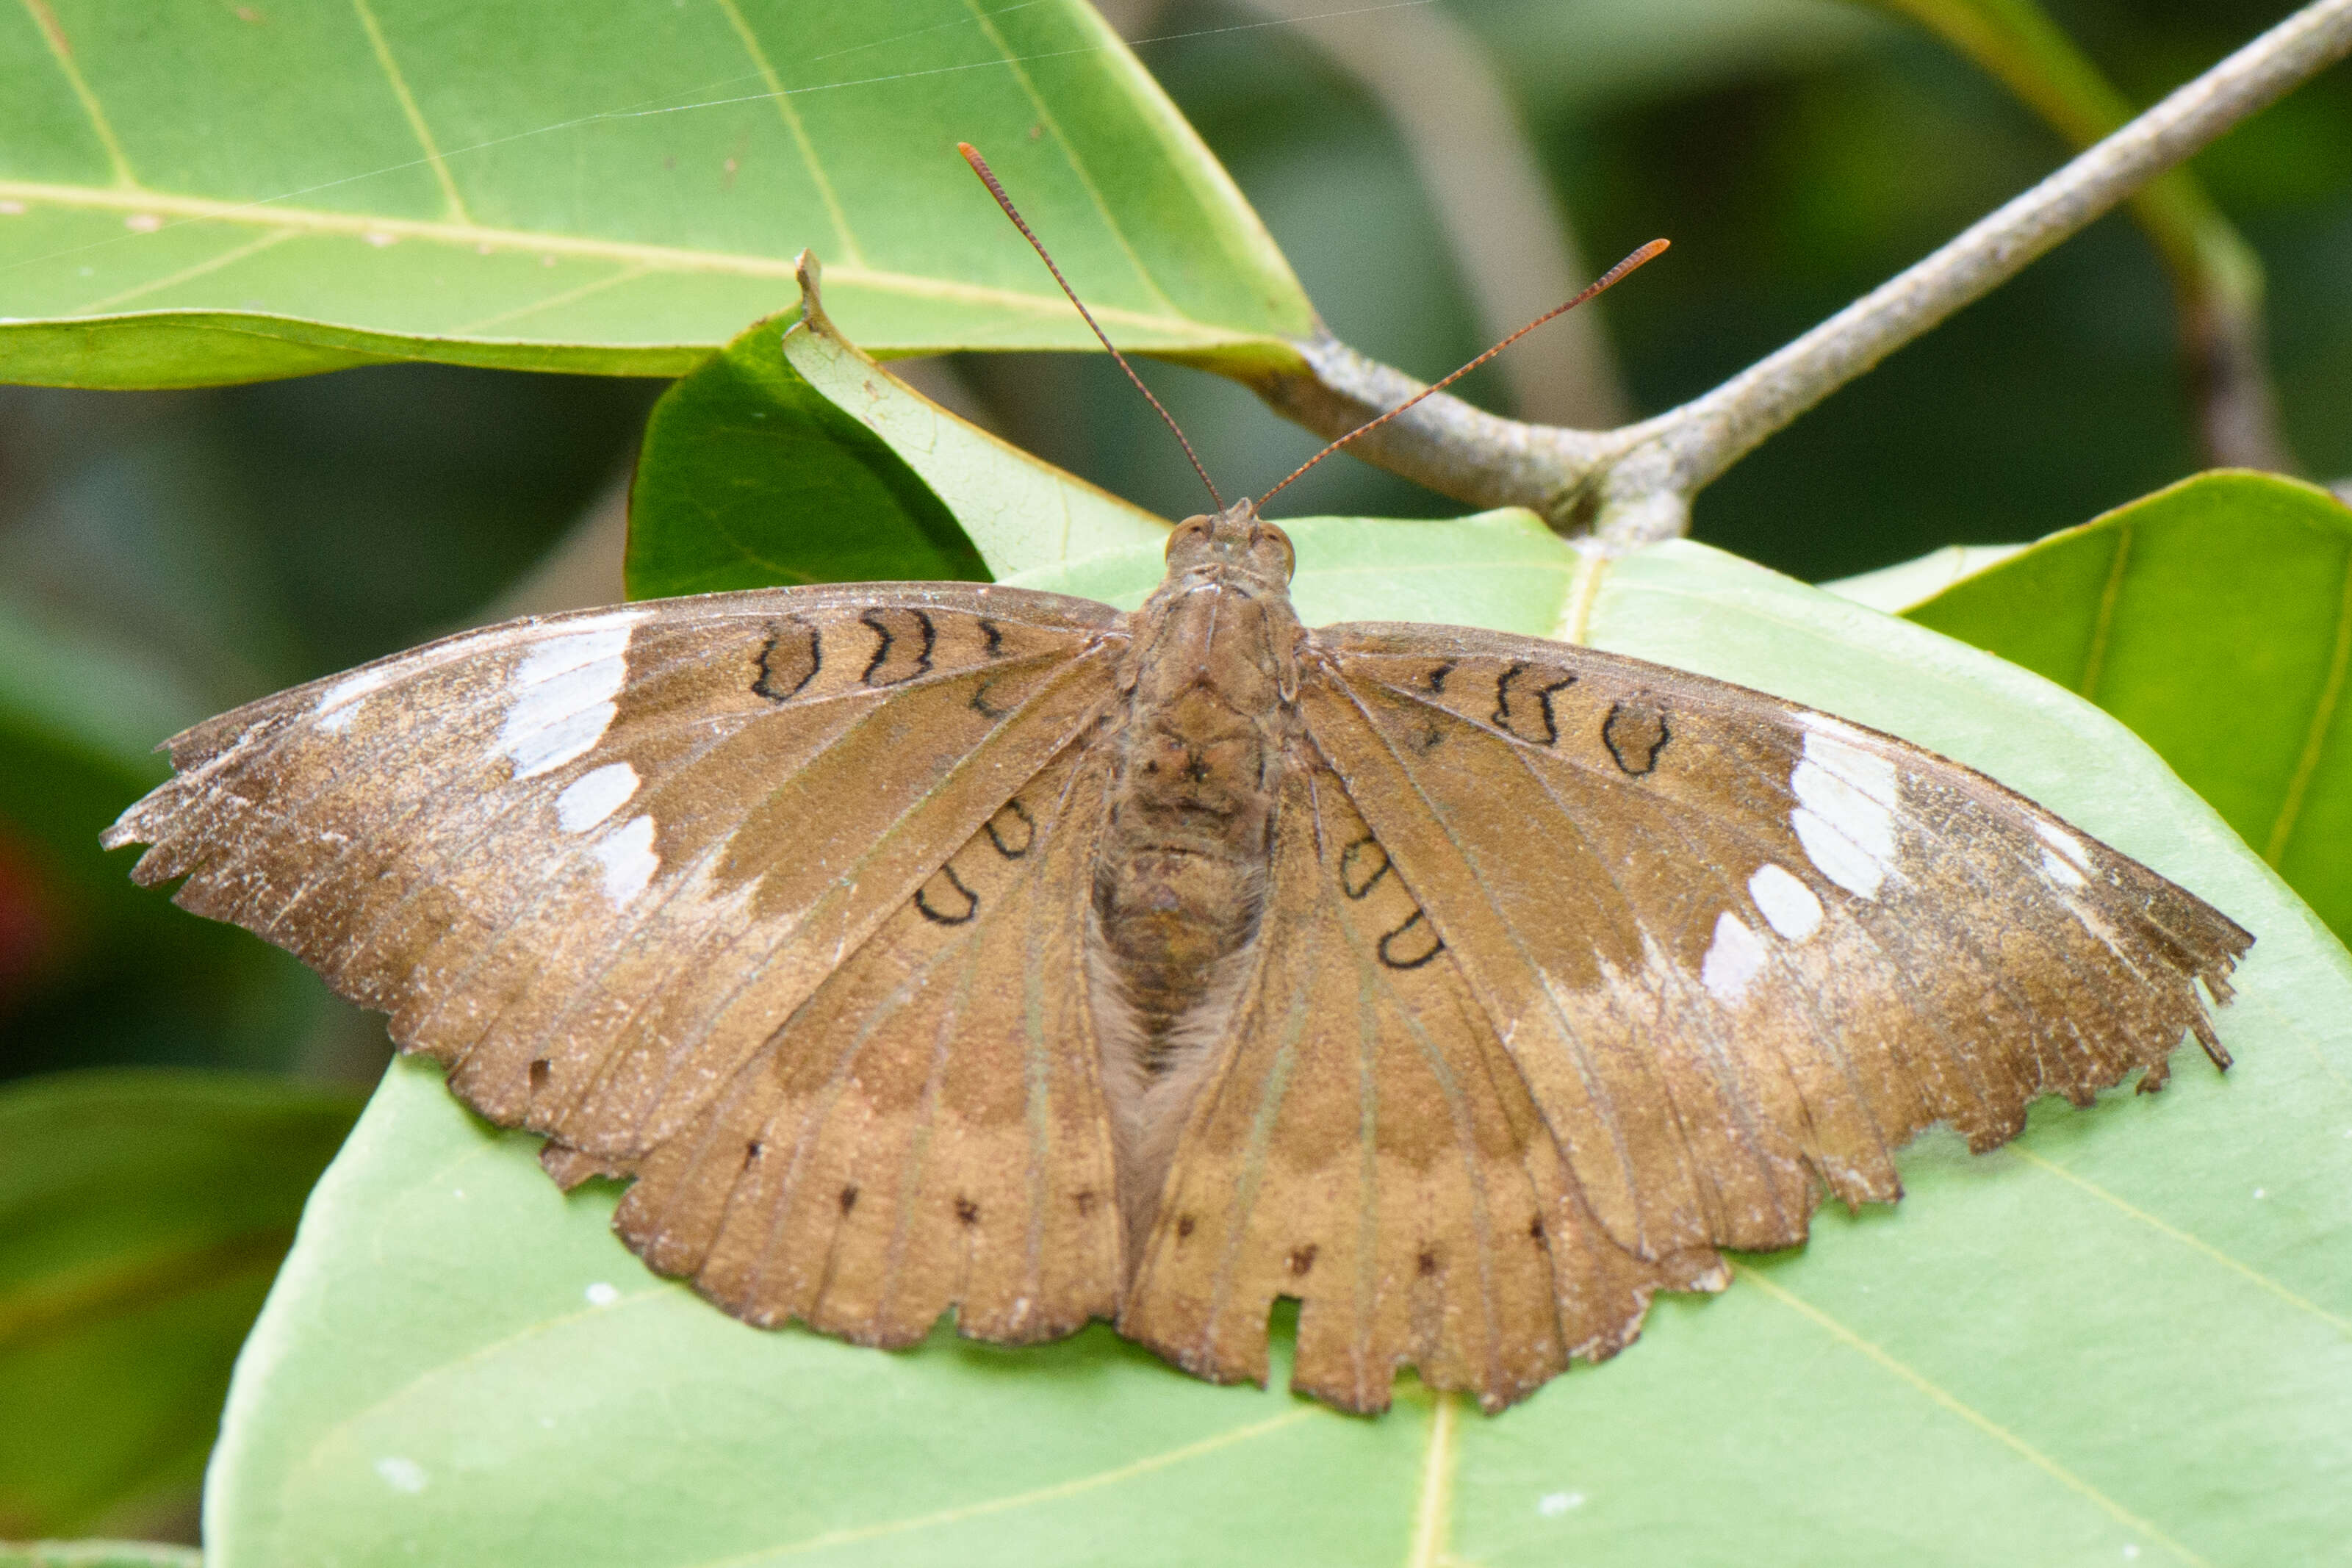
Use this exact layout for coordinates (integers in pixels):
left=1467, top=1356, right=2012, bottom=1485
left=557, top=762, right=639, bottom=834
left=584, top=1281, right=619, bottom=1306
left=1790, top=729, right=1899, bottom=898
left=594, top=815, right=659, bottom=905
left=1701, top=911, right=1767, bottom=1005
left=498, top=614, right=643, bottom=780
left=1537, top=1491, right=1585, bottom=1517
left=1747, top=863, right=1823, bottom=943
left=375, top=1456, right=428, bottom=1493
left=1791, top=810, right=1884, bottom=899
left=2040, top=847, right=2088, bottom=889
left=314, top=666, right=398, bottom=733
left=2035, top=819, right=2091, bottom=871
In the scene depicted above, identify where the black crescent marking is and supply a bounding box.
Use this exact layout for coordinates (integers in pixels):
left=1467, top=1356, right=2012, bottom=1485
left=978, top=616, right=1006, bottom=658
left=1491, top=661, right=1525, bottom=728
left=985, top=800, right=1035, bottom=859
left=1602, top=700, right=1672, bottom=777
left=754, top=617, right=821, bottom=702
left=1425, top=660, right=1456, bottom=694
left=861, top=608, right=936, bottom=686
left=1530, top=672, right=1578, bottom=746
left=915, top=863, right=979, bottom=924
left=1339, top=835, right=1391, bottom=899
left=1378, top=909, right=1444, bottom=970
left=969, top=677, right=1011, bottom=719
left=1491, top=661, right=1578, bottom=745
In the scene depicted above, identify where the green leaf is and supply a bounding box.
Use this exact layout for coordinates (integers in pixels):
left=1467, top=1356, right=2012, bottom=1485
left=0, top=1543, right=202, bottom=1568
left=0, top=600, right=334, bottom=1079
left=1817, top=542, right=2024, bottom=615
left=626, top=264, right=1594, bottom=625
left=205, top=510, right=2352, bottom=1562
left=1891, top=471, right=2352, bottom=946
left=0, top=1071, right=361, bottom=1539
left=627, top=315, right=987, bottom=598
left=628, top=261, right=1166, bottom=600
left=0, top=0, right=1310, bottom=388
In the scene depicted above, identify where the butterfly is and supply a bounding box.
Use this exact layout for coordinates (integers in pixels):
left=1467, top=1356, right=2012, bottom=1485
left=98, top=151, right=2251, bottom=1415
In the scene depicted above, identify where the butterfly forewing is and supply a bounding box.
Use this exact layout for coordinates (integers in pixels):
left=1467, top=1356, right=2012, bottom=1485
left=104, top=586, right=1126, bottom=1176
left=1303, top=624, right=2250, bottom=1265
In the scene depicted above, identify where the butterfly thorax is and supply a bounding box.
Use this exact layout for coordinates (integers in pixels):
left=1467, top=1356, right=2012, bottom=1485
left=1096, top=503, right=1302, bottom=1057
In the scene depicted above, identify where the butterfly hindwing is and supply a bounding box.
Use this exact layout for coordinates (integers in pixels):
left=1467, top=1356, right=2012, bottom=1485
left=104, top=586, right=1126, bottom=1173
left=1121, top=767, right=1721, bottom=1413
left=601, top=743, right=1125, bottom=1348
left=1301, top=624, right=2250, bottom=1267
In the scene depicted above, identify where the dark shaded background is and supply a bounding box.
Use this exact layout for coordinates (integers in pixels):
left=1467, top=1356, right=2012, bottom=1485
left=4, top=0, right=2348, bottom=1092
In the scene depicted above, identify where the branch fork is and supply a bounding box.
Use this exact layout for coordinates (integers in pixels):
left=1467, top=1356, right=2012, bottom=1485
left=1235, top=0, right=2352, bottom=549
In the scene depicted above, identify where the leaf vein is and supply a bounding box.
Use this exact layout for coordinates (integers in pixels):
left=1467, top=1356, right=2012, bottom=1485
left=1737, top=1263, right=2212, bottom=1566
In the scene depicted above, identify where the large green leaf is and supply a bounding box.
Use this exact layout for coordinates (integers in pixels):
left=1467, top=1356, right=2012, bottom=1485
left=1877, top=471, right=2352, bottom=946
left=0, top=1071, right=360, bottom=1539
left=204, top=413, right=2352, bottom=1558
left=0, top=0, right=1309, bottom=387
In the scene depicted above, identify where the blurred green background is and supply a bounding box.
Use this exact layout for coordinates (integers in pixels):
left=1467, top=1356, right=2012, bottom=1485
left=2, top=0, right=2348, bottom=1547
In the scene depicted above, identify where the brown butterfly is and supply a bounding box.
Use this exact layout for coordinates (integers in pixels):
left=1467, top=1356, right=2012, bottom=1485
left=100, top=152, right=2250, bottom=1416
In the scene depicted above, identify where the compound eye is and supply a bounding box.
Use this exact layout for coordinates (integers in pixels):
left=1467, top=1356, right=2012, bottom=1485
left=1258, top=523, right=1296, bottom=581
left=1165, top=517, right=1211, bottom=561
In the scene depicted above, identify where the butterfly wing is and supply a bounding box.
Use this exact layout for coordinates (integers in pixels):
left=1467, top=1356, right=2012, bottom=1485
left=1125, top=621, right=2249, bottom=1413
left=598, top=740, right=1125, bottom=1345
left=1120, top=765, right=1726, bottom=1413
left=104, top=584, right=1123, bottom=1194
left=1299, top=622, right=2249, bottom=1270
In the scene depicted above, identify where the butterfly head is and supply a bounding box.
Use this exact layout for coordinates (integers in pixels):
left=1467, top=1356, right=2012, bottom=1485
left=1165, top=500, right=1295, bottom=594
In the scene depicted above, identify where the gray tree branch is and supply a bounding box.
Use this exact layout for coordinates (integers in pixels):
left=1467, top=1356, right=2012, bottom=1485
left=1226, top=0, right=2352, bottom=546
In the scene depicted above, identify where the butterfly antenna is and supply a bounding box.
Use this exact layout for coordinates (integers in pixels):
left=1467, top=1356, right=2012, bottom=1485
left=959, top=143, right=1225, bottom=511
left=1256, top=237, right=1671, bottom=509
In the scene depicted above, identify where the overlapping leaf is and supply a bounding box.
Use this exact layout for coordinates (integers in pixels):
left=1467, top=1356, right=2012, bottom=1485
left=0, top=0, right=1310, bottom=386
left=1836, top=472, right=2352, bottom=946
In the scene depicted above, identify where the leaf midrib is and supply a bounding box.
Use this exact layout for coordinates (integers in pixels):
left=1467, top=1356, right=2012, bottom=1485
left=0, top=179, right=1265, bottom=346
